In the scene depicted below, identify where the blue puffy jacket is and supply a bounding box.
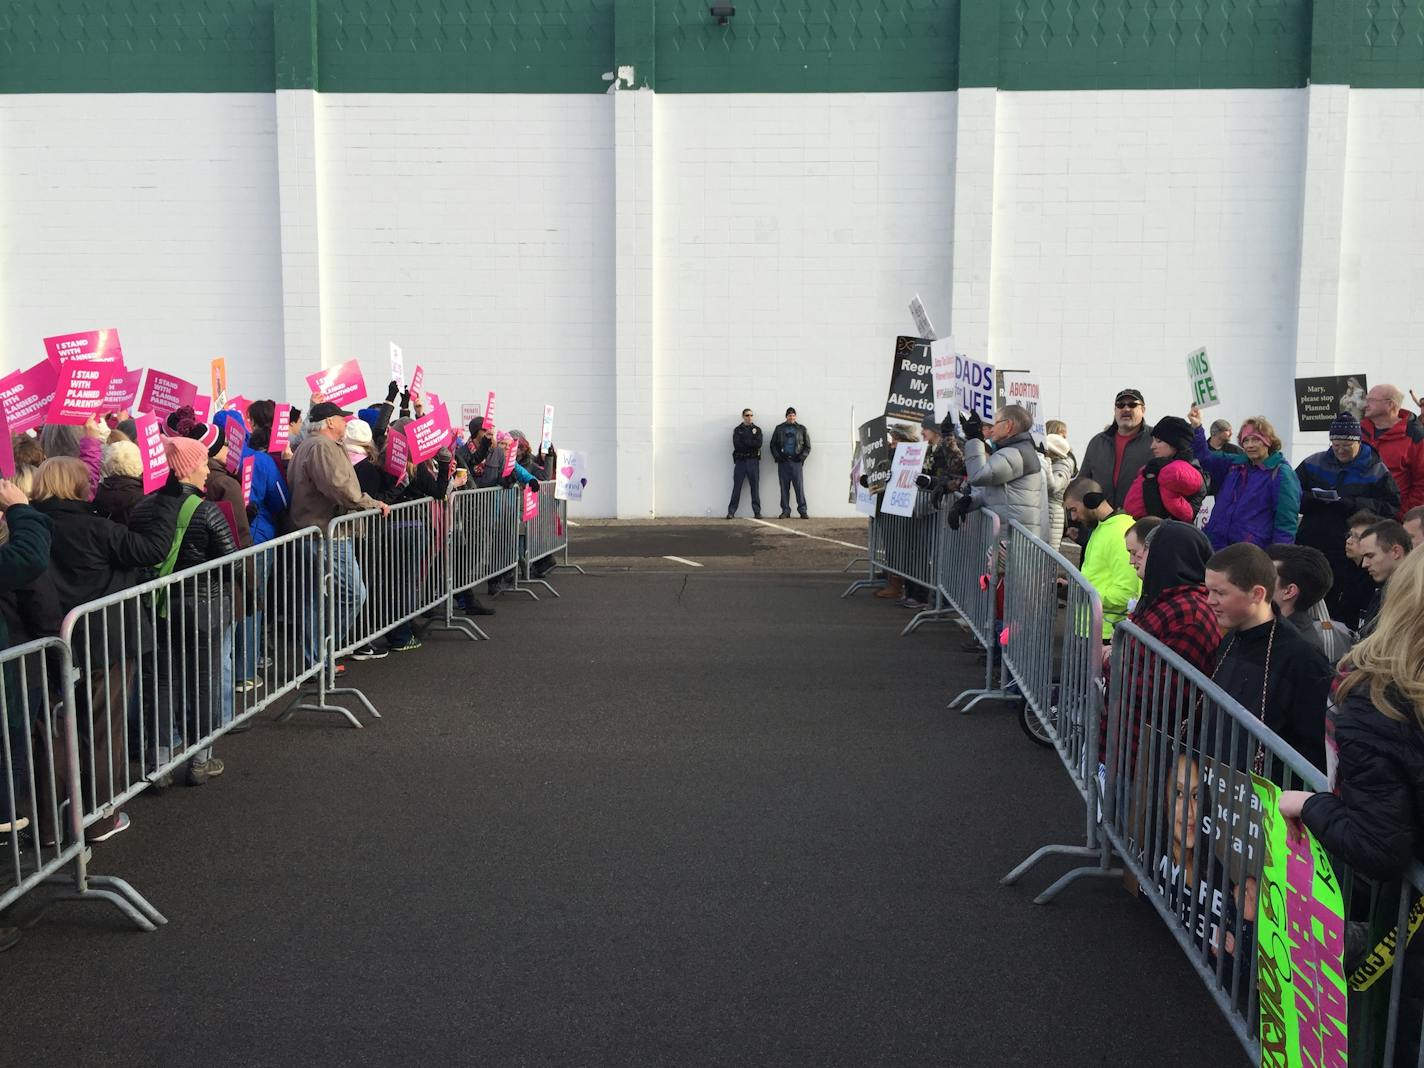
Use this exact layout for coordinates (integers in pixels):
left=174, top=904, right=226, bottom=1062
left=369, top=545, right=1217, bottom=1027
left=1195, top=426, right=1300, bottom=550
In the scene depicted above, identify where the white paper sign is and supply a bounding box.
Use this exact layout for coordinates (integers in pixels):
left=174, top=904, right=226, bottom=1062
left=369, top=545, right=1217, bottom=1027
left=554, top=449, right=587, bottom=501
left=881, top=442, right=926, bottom=517
left=930, top=337, right=958, bottom=425
left=956, top=354, right=996, bottom=423
left=390, top=342, right=405, bottom=391
left=1001, top=372, right=1045, bottom=438
left=1187, top=346, right=1220, bottom=409
left=541, top=404, right=555, bottom=451
left=855, top=466, right=875, bottom=516
left=909, top=294, right=938, bottom=341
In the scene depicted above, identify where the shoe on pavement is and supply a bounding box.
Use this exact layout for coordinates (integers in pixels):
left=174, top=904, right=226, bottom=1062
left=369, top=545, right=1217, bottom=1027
left=389, top=636, right=422, bottom=653
left=902, top=599, right=928, bottom=609
left=0, top=815, right=29, bottom=834
left=185, top=757, right=225, bottom=787
left=237, top=677, right=264, bottom=693
left=350, top=645, right=388, bottom=661
left=463, top=599, right=495, bottom=617
left=89, top=811, right=131, bottom=843
left=0, top=927, right=19, bottom=953
left=754, top=513, right=762, bottom=519
left=778, top=512, right=791, bottom=519
left=798, top=513, right=809, bottom=519
left=725, top=513, right=734, bottom=519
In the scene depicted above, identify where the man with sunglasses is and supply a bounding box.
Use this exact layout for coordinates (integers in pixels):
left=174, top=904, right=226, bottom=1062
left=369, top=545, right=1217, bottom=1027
left=726, top=408, right=763, bottom=519
left=1078, top=388, right=1155, bottom=512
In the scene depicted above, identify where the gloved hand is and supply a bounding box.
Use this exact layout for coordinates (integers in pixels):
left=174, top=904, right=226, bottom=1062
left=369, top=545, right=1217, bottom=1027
left=500, top=475, right=515, bottom=489
left=946, top=493, right=972, bottom=530
left=959, top=412, right=984, bottom=442
left=386, top=379, right=399, bottom=403
left=400, top=389, right=411, bottom=411
left=940, top=412, right=957, bottom=439
left=915, top=474, right=932, bottom=489
left=858, top=474, right=870, bottom=488
left=930, top=484, right=948, bottom=510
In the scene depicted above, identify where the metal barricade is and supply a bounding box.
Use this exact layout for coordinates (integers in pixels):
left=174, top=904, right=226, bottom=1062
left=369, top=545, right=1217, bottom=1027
left=518, top=480, right=586, bottom=598
left=842, top=492, right=948, bottom=635
left=996, top=518, right=1120, bottom=903
left=1, top=637, right=162, bottom=930
left=285, top=498, right=474, bottom=726
left=445, top=484, right=519, bottom=637
left=841, top=516, right=881, bottom=590
left=940, top=505, right=1015, bottom=709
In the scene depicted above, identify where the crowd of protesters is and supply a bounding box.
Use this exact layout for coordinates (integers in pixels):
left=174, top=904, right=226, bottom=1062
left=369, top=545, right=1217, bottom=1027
left=0, top=381, right=556, bottom=954
left=859, top=376, right=1424, bottom=1060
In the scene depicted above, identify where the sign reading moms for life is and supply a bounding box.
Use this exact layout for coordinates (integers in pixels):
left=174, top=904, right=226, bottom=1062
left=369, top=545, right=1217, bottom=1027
left=1186, top=347, right=1219, bottom=409
left=881, top=442, right=926, bottom=518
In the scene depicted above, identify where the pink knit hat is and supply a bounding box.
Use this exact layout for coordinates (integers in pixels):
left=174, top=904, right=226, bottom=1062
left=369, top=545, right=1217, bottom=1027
left=163, top=436, right=209, bottom=481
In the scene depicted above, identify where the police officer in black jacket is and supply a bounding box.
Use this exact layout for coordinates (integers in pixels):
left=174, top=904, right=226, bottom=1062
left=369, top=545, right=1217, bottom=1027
left=727, top=408, right=763, bottom=519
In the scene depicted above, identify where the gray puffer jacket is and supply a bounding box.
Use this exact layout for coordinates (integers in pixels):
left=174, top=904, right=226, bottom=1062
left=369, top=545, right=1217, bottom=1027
left=963, top=432, right=1050, bottom=540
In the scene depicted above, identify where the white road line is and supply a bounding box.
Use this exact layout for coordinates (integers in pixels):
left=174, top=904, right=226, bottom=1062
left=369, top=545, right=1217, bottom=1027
left=747, top=518, right=865, bottom=550
left=567, top=520, right=580, bottom=527
left=663, top=555, right=704, bottom=568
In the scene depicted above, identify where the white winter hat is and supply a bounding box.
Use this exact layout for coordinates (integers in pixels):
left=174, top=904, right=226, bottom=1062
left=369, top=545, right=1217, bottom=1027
left=1042, top=433, right=1071, bottom=460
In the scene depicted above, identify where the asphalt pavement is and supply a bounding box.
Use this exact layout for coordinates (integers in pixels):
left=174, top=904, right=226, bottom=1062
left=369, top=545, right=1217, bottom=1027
left=0, top=520, right=1244, bottom=1066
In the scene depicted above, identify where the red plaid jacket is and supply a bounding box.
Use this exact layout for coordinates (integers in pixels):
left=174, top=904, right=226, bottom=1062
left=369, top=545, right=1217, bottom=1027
left=1101, top=584, right=1221, bottom=767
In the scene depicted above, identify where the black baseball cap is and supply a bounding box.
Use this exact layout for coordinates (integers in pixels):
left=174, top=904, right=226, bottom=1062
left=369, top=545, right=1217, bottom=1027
left=785, top=406, right=797, bottom=416
left=1114, top=389, right=1145, bottom=406
left=308, top=402, right=353, bottom=422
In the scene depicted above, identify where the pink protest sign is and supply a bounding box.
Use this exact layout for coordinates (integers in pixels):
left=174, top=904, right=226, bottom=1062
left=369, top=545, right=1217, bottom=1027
left=48, top=359, right=118, bottom=424
left=522, top=484, right=539, bottom=522
left=500, top=432, right=517, bottom=477
left=138, top=370, right=198, bottom=419
left=224, top=417, right=247, bottom=475
left=384, top=427, right=410, bottom=477
left=425, top=390, right=441, bottom=413
left=226, top=395, right=251, bottom=417
left=240, top=455, right=254, bottom=505
left=406, top=404, right=452, bottom=463
left=135, top=414, right=169, bottom=493
left=268, top=407, right=290, bottom=454
left=102, top=367, right=143, bottom=412
left=191, top=394, right=212, bottom=422
left=44, top=328, right=123, bottom=368
left=0, top=409, right=13, bottom=478
left=409, top=365, right=425, bottom=400
left=484, top=391, right=497, bottom=426
left=305, top=359, right=367, bottom=410
left=0, top=359, right=60, bottom=435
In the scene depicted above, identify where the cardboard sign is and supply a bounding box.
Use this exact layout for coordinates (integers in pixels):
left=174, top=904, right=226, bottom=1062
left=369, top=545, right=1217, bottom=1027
left=1295, top=375, right=1369, bottom=432
left=43, top=328, right=122, bottom=367
left=224, top=417, right=247, bottom=475
left=884, top=335, right=935, bottom=441
left=1186, top=347, right=1219, bottom=409
left=409, top=364, right=425, bottom=401
left=930, top=338, right=958, bottom=425
left=553, top=450, right=587, bottom=501
left=850, top=459, right=874, bottom=515
left=0, top=408, right=14, bottom=479
left=0, top=359, right=60, bottom=435
left=460, top=403, right=483, bottom=430
left=881, top=441, right=926, bottom=517
left=522, top=483, right=539, bottom=522
left=484, top=391, right=497, bottom=426
left=240, top=455, right=254, bottom=505
left=210, top=357, right=228, bottom=409
left=384, top=427, right=410, bottom=477
left=857, top=416, right=893, bottom=492
left=305, top=359, right=367, bottom=410
left=909, top=294, right=938, bottom=341
left=540, top=404, right=555, bottom=451
left=48, top=359, right=117, bottom=424
left=191, top=393, right=212, bottom=422
left=102, top=367, right=143, bottom=412
left=1001, top=372, right=1045, bottom=438
left=135, top=414, right=169, bottom=493
left=139, top=370, right=198, bottom=419
left=389, top=343, right=405, bottom=390
left=268, top=407, right=290, bottom=454
left=1252, top=774, right=1348, bottom=1066
left=407, top=404, right=452, bottom=463
left=956, top=354, right=996, bottom=423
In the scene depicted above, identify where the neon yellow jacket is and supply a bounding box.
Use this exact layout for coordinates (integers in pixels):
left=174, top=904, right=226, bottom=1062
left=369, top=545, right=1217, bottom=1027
left=1079, top=512, right=1142, bottom=640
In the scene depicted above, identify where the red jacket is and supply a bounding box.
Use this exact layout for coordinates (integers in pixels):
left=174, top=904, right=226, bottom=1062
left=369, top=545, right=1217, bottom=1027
left=1362, top=412, right=1424, bottom=517
left=1122, top=458, right=1204, bottom=521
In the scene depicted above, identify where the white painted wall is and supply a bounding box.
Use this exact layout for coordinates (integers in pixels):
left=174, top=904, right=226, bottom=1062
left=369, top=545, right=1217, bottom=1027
left=1337, top=90, right=1424, bottom=398
left=317, top=95, right=618, bottom=516
left=989, top=90, right=1309, bottom=459
left=2, top=87, right=1420, bottom=515
left=0, top=94, right=285, bottom=399
left=653, top=93, right=957, bottom=516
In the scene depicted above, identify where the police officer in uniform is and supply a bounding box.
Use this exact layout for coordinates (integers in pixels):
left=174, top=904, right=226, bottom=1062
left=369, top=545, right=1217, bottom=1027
left=727, top=407, right=763, bottom=519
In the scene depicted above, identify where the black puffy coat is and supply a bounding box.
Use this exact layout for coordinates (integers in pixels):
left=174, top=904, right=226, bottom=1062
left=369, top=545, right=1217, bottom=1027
left=92, top=475, right=145, bottom=526
left=129, top=482, right=237, bottom=572
left=1303, top=686, right=1424, bottom=880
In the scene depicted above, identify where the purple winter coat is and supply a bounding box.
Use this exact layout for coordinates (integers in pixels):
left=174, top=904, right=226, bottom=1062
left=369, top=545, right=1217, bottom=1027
left=1194, top=427, right=1302, bottom=550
